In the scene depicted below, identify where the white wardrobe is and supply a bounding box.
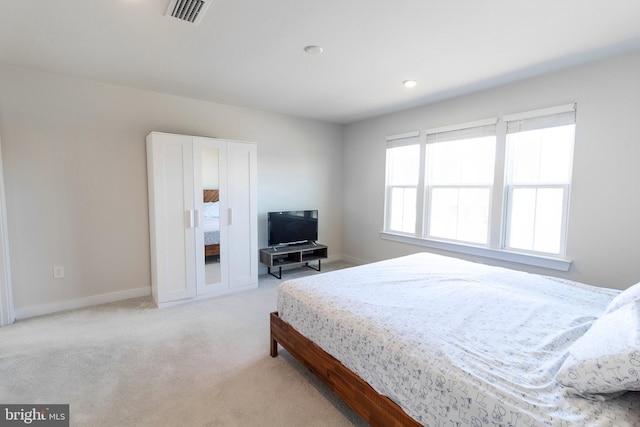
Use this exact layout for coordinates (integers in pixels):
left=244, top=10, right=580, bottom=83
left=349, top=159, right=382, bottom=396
left=146, top=131, right=258, bottom=307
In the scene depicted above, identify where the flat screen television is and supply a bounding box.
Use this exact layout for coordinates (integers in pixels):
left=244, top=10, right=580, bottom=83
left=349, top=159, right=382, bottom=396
left=268, top=210, right=318, bottom=247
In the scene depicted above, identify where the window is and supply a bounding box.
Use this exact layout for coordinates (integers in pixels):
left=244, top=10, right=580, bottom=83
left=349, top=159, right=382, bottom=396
left=425, top=120, right=496, bottom=244
left=385, top=132, right=420, bottom=234
left=383, top=104, right=576, bottom=263
left=504, top=106, right=576, bottom=255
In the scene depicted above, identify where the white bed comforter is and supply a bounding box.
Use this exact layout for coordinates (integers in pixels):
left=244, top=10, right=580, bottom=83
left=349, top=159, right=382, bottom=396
left=277, top=253, right=640, bottom=426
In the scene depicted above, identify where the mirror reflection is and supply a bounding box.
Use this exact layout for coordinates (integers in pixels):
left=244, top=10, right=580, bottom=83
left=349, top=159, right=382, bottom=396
left=202, top=147, right=221, bottom=284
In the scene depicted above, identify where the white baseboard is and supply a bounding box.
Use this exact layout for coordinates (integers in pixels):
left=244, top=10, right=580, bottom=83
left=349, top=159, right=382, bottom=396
left=14, top=286, right=151, bottom=320
left=14, top=254, right=366, bottom=319
left=340, top=255, right=368, bottom=265
left=325, top=254, right=344, bottom=264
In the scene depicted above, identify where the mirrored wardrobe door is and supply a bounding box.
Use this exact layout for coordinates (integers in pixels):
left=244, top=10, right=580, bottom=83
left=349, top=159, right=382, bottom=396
left=193, top=137, right=228, bottom=295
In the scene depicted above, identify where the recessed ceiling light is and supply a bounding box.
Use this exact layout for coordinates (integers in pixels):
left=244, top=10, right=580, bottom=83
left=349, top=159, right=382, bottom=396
left=403, top=80, right=417, bottom=88
left=304, top=45, right=324, bottom=55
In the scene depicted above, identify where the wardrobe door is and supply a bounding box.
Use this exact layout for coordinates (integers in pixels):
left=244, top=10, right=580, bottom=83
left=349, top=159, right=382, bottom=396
left=193, top=137, right=229, bottom=296
left=147, top=132, right=197, bottom=304
left=227, top=141, right=258, bottom=289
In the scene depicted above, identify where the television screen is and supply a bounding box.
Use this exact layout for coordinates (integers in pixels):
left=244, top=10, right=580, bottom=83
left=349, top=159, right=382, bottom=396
left=268, top=210, right=318, bottom=247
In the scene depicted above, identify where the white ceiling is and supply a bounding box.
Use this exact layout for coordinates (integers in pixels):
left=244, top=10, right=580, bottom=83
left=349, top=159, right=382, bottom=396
left=1, top=0, right=639, bottom=124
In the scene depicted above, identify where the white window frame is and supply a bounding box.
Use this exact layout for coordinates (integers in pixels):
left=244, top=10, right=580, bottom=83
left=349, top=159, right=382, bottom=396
left=381, top=105, right=576, bottom=272
left=422, top=118, right=497, bottom=245
left=502, top=103, right=576, bottom=257
left=424, top=184, right=494, bottom=244
left=384, top=131, right=422, bottom=235
left=503, top=184, right=571, bottom=254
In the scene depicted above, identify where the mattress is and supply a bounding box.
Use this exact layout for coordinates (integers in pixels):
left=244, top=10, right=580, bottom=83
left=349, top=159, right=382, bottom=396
left=277, top=253, right=640, bottom=426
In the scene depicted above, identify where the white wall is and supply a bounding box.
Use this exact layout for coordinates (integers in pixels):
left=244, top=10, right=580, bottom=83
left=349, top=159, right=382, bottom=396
left=343, top=50, right=640, bottom=290
left=0, top=65, right=343, bottom=318
left=3, top=50, right=637, bottom=318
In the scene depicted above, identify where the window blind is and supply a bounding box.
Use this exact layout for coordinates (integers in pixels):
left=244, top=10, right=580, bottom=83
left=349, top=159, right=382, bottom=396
left=426, top=118, right=497, bottom=144
left=386, top=131, right=420, bottom=148
left=505, top=103, right=576, bottom=134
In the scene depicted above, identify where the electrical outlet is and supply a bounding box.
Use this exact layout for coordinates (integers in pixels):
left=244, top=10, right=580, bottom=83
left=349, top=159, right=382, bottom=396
left=53, top=266, right=64, bottom=279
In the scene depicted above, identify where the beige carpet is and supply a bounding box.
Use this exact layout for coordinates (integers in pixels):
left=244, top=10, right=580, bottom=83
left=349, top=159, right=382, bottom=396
left=0, top=262, right=369, bottom=426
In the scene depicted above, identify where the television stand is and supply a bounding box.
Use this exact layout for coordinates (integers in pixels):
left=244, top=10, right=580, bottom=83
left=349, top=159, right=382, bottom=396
left=259, top=243, right=328, bottom=279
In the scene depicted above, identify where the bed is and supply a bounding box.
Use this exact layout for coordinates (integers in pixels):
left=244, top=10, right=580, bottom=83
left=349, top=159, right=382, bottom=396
left=203, top=189, right=220, bottom=257
left=270, top=252, right=640, bottom=426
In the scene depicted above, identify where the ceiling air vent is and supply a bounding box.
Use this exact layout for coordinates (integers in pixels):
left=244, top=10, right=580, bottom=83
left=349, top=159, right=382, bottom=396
left=165, top=0, right=212, bottom=25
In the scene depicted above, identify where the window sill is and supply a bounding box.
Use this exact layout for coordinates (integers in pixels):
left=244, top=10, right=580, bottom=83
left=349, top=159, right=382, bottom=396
left=379, top=232, right=572, bottom=271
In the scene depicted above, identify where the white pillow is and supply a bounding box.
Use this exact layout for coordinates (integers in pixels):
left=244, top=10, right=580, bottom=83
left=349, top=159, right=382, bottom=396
left=203, top=202, right=220, bottom=218
left=604, top=282, right=640, bottom=314
left=556, top=300, right=640, bottom=399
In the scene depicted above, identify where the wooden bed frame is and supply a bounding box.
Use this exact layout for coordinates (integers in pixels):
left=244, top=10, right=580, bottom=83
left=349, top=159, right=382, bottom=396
left=203, top=189, right=220, bottom=257
left=270, top=311, right=421, bottom=427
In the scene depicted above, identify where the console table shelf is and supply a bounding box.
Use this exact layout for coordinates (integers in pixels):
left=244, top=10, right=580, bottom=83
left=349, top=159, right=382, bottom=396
left=259, top=243, right=328, bottom=279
